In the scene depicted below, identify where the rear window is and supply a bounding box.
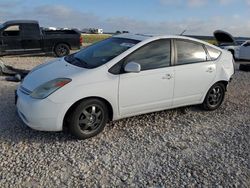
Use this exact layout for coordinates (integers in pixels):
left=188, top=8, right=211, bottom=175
left=176, top=40, right=207, bottom=65
left=206, top=46, right=221, bottom=60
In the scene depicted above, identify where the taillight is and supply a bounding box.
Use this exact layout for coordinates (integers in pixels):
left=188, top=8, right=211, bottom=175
left=80, top=36, right=83, bottom=45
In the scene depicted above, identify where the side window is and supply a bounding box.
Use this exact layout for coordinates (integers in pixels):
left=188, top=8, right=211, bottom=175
left=22, top=24, right=40, bottom=36
left=206, top=46, right=221, bottom=60
left=2, top=25, right=20, bottom=36
left=124, top=40, right=171, bottom=71
left=176, top=40, right=207, bottom=65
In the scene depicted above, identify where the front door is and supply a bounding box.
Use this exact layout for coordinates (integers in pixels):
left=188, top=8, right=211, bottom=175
left=21, top=23, right=42, bottom=52
left=1, top=24, right=23, bottom=53
left=118, top=39, right=174, bottom=116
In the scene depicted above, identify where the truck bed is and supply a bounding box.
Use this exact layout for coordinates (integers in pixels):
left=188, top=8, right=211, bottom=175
left=43, top=29, right=80, bottom=35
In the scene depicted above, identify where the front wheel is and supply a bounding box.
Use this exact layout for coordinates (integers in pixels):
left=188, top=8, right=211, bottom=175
left=54, top=43, right=70, bottom=57
left=202, top=83, right=226, bottom=111
left=69, top=99, right=109, bottom=139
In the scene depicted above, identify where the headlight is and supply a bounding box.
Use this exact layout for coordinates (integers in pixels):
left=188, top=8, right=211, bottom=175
left=30, top=78, right=72, bottom=99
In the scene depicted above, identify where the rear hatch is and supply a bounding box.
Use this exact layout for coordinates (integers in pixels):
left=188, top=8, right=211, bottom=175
left=214, top=30, right=237, bottom=46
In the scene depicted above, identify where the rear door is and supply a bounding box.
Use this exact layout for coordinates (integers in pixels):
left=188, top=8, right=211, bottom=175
left=21, top=23, right=42, bottom=52
left=173, top=39, right=217, bottom=106
left=1, top=24, right=23, bottom=53
left=118, top=39, right=175, bottom=116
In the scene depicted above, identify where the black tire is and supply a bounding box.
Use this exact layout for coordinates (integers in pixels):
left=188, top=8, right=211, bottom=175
left=0, top=66, right=3, bottom=76
left=54, top=43, right=70, bottom=57
left=69, top=99, right=109, bottom=139
left=239, top=64, right=250, bottom=72
left=202, top=83, right=226, bottom=111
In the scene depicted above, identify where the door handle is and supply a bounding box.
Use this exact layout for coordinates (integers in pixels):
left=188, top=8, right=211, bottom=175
left=206, top=67, right=214, bottom=73
left=162, top=74, right=173, bottom=80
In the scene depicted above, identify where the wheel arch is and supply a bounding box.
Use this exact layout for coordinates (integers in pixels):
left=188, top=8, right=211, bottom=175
left=209, top=80, right=229, bottom=92
left=63, top=96, right=114, bottom=130
left=227, top=49, right=235, bottom=54
left=202, top=80, right=229, bottom=103
left=227, top=49, right=235, bottom=59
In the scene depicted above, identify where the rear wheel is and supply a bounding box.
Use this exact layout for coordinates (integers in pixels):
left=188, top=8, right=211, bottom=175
left=54, top=43, right=70, bottom=57
left=69, top=99, right=109, bottom=139
left=202, top=83, right=226, bottom=111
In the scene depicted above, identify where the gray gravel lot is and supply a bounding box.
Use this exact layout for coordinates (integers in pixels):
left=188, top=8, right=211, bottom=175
left=0, top=56, right=249, bottom=187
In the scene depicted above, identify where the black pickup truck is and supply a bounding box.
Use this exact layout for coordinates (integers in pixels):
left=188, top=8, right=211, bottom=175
left=0, top=20, right=82, bottom=57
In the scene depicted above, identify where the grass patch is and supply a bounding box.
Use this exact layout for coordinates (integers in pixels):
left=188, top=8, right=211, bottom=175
left=81, top=34, right=112, bottom=44
left=205, top=40, right=218, bottom=45
left=81, top=34, right=218, bottom=46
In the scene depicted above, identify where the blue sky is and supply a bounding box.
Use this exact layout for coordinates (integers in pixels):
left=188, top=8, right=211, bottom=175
left=0, top=0, right=250, bottom=36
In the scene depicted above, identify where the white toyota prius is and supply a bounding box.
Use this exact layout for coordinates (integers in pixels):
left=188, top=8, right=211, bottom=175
left=16, top=34, right=234, bottom=139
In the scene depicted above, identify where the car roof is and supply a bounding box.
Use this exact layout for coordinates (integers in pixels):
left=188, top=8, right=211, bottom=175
left=113, top=33, right=221, bottom=50
left=3, top=20, right=38, bottom=25
left=113, top=33, right=153, bottom=41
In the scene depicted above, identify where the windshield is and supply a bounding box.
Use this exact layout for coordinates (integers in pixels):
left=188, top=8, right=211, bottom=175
left=0, top=24, right=4, bottom=30
left=65, top=37, right=140, bottom=69
left=236, top=41, right=245, bottom=45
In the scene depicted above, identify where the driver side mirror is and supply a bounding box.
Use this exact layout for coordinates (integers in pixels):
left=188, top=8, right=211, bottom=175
left=124, top=62, right=141, bottom=73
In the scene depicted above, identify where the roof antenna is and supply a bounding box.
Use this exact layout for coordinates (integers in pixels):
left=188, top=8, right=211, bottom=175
left=180, top=29, right=187, bottom=36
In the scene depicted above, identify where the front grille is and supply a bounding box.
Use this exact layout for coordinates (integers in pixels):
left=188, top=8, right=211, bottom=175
left=20, top=86, right=32, bottom=95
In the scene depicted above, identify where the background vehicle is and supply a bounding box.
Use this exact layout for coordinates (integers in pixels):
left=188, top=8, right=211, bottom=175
left=214, top=30, right=250, bottom=60
left=16, top=34, right=234, bottom=139
left=235, top=41, right=250, bottom=60
left=0, top=20, right=82, bottom=57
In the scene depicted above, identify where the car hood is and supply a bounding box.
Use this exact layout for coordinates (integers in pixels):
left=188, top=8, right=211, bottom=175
left=21, top=58, right=84, bottom=91
left=214, top=30, right=237, bottom=46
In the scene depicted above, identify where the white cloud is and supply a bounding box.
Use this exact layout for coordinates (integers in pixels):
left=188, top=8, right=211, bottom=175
left=218, top=0, right=234, bottom=5
left=0, top=4, right=250, bottom=37
left=160, top=0, right=207, bottom=7
left=160, top=0, right=248, bottom=7
left=188, top=0, right=207, bottom=7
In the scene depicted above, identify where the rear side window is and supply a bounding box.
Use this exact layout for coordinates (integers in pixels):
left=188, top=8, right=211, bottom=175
left=176, top=40, right=207, bottom=65
left=2, top=25, right=20, bottom=36
left=22, top=24, right=40, bottom=36
left=125, top=39, right=171, bottom=71
left=206, top=46, right=221, bottom=60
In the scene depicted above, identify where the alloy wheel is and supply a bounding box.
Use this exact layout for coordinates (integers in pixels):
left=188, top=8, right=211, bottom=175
left=78, top=105, right=103, bottom=134
left=207, top=86, right=223, bottom=107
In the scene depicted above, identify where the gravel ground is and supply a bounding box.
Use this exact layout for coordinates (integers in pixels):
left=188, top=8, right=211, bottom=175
left=0, top=56, right=249, bottom=187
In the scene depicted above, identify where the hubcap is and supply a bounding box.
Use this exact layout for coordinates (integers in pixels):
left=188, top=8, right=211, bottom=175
left=208, top=86, right=223, bottom=107
left=78, top=105, right=103, bottom=133
left=57, top=45, right=67, bottom=56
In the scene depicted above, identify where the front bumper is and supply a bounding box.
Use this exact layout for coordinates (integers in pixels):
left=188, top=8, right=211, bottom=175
left=16, top=87, right=68, bottom=132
